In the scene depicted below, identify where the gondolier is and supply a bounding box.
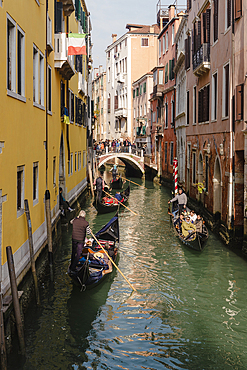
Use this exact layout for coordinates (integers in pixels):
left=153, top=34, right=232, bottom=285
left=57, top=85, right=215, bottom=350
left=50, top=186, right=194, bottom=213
left=69, top=210, right=91, bottom=271
left=168, top=188, right=187, bottom=215
left=110, top=164, right=118, bottom=181
left=93, top=172, right=105, bottom=201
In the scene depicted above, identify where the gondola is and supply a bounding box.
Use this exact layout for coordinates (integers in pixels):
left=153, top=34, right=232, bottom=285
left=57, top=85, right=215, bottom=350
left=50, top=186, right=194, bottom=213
left=110, top=176, right=123, bottom=189
left=169, top=205, right=209, bottom=251
left=68, top=213, right=119, bottom=290
left=93, top=185, right=130, bottom=214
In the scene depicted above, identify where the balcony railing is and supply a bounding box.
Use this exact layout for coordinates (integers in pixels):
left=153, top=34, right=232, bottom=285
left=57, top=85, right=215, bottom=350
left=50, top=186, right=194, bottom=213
left=193, top=43, right=210, bottom=77
left=150, top=84, right=164, bottom=100
left=54, top=33, right=75, bottom=80
left=115, top=107, right=127, bottom=118
left=78, top=73, right=87, bottom=96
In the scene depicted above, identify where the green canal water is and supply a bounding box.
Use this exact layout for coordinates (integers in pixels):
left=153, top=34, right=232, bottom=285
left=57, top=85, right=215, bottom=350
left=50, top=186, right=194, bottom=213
left=9, top=174, right=247, bottom=370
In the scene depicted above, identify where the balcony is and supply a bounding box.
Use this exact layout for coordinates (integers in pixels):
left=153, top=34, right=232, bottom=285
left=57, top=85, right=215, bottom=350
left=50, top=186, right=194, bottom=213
left=54, top=33, right=75, bottom=80
left=78, top=73, right=87, bottom=96
left=115, top=107, right=127, bottom=118
left=136, top=126, right=146, bottom=136
left=193, top=43, right=210, bottom=77
left=60, top=0, right=75, bottom=16
left=117, top=73, right=125, bottom=84
left=150, top=84, right=164, bottom=101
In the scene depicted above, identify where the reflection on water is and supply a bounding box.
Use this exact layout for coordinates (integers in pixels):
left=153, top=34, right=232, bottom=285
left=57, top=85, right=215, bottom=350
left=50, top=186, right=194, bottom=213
left=8, top=174, right=247, bottom=370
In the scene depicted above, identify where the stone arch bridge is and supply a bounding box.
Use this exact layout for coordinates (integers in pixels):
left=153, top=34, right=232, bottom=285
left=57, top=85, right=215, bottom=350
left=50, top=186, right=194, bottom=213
left=96, top=148, right=145, bottom=175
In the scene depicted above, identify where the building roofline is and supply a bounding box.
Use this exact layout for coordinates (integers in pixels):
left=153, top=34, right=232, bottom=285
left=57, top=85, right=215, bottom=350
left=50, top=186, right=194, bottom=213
left=132, top=72, right=153, bottom=85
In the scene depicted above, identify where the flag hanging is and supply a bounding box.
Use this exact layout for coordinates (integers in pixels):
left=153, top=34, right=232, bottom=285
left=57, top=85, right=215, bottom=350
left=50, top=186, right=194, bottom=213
left=68, top=33, right=87, bottom=56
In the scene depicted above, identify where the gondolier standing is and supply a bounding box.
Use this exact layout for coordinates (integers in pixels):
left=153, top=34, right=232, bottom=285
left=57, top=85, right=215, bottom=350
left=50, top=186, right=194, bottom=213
left=69, top=210, right=91, bottom=271
left=93, top=172, right=105, bottom=201
left=110, top=164, right=118, bottom=181
left=168, top=188, right=187, bottom=215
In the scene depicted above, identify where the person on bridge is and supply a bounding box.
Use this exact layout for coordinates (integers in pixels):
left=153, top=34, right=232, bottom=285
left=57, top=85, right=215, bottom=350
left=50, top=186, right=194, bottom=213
left=69, top=210, right=91, bottom=271
left=168, top=188, right=187, bottom=215
left=93, top=172, right=105, bottom=202
left=110, top=164, right=118, bottom=181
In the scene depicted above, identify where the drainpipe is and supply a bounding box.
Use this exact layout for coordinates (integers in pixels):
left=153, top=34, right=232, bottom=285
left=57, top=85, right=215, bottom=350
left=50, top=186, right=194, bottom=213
left=228, top=3, right=235, bottom=230
left=45, top=0, right=48, bottom=189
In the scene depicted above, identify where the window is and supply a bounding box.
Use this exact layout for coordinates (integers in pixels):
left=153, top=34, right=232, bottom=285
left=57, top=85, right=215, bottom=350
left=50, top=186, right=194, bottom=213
left=165, top=64, right=168, bottom=84
left=144, top=103, right=147, bottom=116
left=125, top=57, right=127, bottom=73
left=83, top=151, right=86, bottom=168
left=235, top=83, right=244, bottom=121
left=69, top=153, right=73, bottom=175
left=212, top=72, right=217, bottom=120
left=136, top=88, right=139, bottom=97
left=186, top=91, right=190, bottom=125
left=108, top=95, right=111, bottom=113
left=205, top=155, right=209, bottom=192
left=169, top=59, right=175, bottom=80
left=172, top=24, right=174, bottom=45
left=133, top=89, right=135, bottom=99
left=140, top=85, right=142, bottom=95
left=198, top=85, right=210, bottom=123
left=33, top=46, right=44, bottom=107
left=78, top=151, right=81, bottom=171
left=33, top=162, right=39, bottom=204
left=125, top=38, right=127, bottom=47
left=164, top=142, right=168, bottom=163
left=7, top=17, right=16, bottom=93
left=48, top=66, right=52, bottom=113
left=114, top=94, right=118, bottom=110
left=170, top=142, right=174, bottom=165
left=193, top=86, right=196, bottom=124
left=223, top=63, right=229, bottom=118
left=17, top=27, right=25, bottom=96
left=214, top=0, right=219, bottom=41
left=69, top=90, right=74, bottom=122
left=17, top=166, right=25, bottom=217
left=159, top=39, right=161, bottom=58
left=192, top=152, right=196, bottom=184
left=143, top=82, right=146, bottom=93
left=166, top=31, right=168, bottom=51
left=165, top=102, right=168, bottom=128
left=171, top=100, right=175, bottom=126
left=53, top=157, right=56, bottom=187
left=225, top=0, right=231, bottom=30
left=108, top=67, right=110, bottom=82
left=159, top=70, right=163, bottom=85
left=163, top=35, right=166, bottom=54
left=74, top=152, right=77, bottom=172
left=185, top=36, right=191, bottom=69
left=141, top=38, right=148, bottom=47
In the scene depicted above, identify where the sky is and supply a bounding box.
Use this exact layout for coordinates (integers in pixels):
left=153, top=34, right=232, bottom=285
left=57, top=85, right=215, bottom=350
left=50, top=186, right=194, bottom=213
left=89, top=0, right=180, bottom=70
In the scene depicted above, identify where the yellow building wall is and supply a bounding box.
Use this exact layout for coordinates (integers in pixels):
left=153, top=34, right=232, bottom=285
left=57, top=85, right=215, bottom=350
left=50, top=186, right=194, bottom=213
left=0, top=0, right=88, bottom=272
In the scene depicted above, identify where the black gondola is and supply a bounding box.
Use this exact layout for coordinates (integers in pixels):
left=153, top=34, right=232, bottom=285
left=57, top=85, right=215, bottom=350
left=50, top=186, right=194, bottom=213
left=110, top=177, right=123, bottom=189
left=68, top=213, right=119, bottom=290
left=93, top=185, right=130, bottom=214
left=169, top=206, right=209, bottom=251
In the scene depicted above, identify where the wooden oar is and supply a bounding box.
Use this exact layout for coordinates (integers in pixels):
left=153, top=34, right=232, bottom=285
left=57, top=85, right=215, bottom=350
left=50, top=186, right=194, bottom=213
left=90, top=231, right=137, bottom=292
left=120, top=176, right=147, bottom=189
left=103, top=190, right=138, bottom=216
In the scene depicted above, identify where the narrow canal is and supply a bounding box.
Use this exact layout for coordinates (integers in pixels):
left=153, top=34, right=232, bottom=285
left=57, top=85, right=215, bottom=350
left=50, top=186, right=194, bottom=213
left=9, top=173, right=247, bottom=370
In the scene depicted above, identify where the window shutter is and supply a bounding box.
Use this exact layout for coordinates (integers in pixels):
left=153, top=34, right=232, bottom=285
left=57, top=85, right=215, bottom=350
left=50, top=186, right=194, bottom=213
left=169, top=60, right=172, bottom=80
left=198, top=90, right=202, bottom=123
left=206, top=9, right=211, bottom=44
left=225, top=64, right=229, bottom=116
left=214, top=0, right=218, bottom=41
left=203, top=13, right=207, bottom=43
left=197, top=21, right=201, bottom=51
left=188, top=36, right=191, bottom=68
left=185, top=38, right=188, bottom=69
left=55, top=1, right=63, bottom=34
left=235, top=0, right=242, bottom=19
left=187, top=91, right=190, bottom=125
left=227, top=0, right=231, bottom=28
left=236, top=84, right=243, bottom=120
left=192, top=27, right=194, bottom=55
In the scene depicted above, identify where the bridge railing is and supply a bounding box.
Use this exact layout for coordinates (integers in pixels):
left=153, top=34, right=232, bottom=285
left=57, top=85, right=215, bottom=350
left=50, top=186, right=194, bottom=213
left=95, top=146, right=144, bottom=157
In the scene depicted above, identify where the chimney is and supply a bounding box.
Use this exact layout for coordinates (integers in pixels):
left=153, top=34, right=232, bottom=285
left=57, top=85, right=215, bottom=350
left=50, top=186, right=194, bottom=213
left=168, top=5, right=175, bottom=21
left=150, top=26, right=154, bottom=33
left=112, top=34, right=117, bottom=43
left=99, top=65, right=103, bottom=74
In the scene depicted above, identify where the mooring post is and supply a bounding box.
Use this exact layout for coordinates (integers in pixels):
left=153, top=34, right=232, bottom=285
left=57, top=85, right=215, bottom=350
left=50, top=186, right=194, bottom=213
left=45, top=190, right=53, bottom=278
left=88, top=162, right=94, bottom=197
left=24, top=199, right=40, bottom=305
left=0, top=285, right=7, bottom=370
left=6, top=246, right=25, bottom=355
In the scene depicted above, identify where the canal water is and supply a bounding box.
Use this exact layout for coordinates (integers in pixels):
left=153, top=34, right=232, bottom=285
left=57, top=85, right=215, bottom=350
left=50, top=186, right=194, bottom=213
left=9, top=173, right=247, bottom=370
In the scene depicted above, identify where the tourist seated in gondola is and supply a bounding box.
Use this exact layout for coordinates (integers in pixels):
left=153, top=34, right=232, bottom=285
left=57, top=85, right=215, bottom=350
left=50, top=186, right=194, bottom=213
left=195, top=214, right=203, bottom=233
left=181, top=216, right=196, bottom=238
left=102, top=196, right=114, bottom=205
left=189, top=210, right=197, bottom=223
left=114, top=192, right=123, bottom=202
left=174, top=214, right=184, bottom=234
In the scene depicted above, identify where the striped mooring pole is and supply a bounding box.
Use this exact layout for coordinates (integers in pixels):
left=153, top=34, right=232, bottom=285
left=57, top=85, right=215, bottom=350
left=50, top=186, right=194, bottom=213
left=173, top=158, right=178, bottom=195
